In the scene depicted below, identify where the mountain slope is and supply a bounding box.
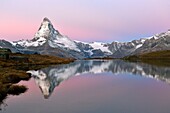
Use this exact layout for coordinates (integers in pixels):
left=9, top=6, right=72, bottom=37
left=0, top=40, right=19, bottom=53
left=133, top=31, right=170, bottom=55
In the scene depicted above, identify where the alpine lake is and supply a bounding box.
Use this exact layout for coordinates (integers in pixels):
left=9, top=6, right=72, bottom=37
left=1, top=59, right=170, bottom=113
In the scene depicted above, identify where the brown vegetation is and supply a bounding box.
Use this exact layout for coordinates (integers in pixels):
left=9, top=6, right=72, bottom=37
left=0, top=53, right=74, bottom=67
left=0, top=68, right=30, bottom=103
left=124, top=50, right=170, bottom=60
left=124, top=50, right=170, bottom=67
left=0, top=68, right=31, bottom=84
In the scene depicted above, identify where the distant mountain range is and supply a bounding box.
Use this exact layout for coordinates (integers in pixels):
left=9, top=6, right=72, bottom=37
left=0, top=17, right=170, bottom=59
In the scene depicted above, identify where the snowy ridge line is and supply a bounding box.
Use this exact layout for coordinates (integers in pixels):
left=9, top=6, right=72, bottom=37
left=3, top=17, right=169, bottom=59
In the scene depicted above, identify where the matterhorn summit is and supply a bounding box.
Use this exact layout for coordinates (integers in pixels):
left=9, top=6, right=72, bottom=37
left=34, top=17, right=59, bottom=40
left=35, top=17, right=80, bottom=51
left=12, top=18, right=80, bottom=51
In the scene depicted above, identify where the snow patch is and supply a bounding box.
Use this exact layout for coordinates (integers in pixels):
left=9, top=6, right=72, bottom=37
left=89, top=42, right=112, bottom=53
left=136, top=44, right=143, bottom=49
left=74, top=40, right=88, bottom=44
left=146, top=36, right=153, bottom=40
left=49, top=35, right=80, bottom=52
left=12, top=37, right=46, bottom=47
left=140, top=38, right=146, bottom=43
left=84, top=50, right=93, bottom=56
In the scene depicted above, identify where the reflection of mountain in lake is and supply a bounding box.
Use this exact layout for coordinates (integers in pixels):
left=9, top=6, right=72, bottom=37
left=27, top=60, right=170, bottom=99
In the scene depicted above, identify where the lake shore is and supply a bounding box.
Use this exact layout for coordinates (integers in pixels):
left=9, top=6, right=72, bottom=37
left=0, top=53, right=75, bottom=67
left=0, top=53, right=75, bottom=106
left=123, top=50, right=170, bottom=67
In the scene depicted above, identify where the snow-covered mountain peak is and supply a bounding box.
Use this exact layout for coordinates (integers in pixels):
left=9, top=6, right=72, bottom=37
left=34, top=18, right=80, bottom=52
left=11, top=18, right=58, bottom=47
left=34, top=17, right=59, bottom=40
left=11, top=18, right=81, bottom=52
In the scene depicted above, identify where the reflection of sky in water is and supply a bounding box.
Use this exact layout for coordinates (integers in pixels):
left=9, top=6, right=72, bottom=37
left=3, top=60, right=170, bottom=113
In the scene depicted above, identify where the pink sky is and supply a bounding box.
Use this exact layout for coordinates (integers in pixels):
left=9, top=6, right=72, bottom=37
left=1, top=0, right=170, bottom=42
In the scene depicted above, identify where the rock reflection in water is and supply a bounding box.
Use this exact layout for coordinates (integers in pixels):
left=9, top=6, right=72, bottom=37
left=27, top=60, right=170, bottom=99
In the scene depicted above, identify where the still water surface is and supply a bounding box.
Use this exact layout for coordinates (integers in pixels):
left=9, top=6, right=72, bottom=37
left=1, top=60, right=170, bottom=113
